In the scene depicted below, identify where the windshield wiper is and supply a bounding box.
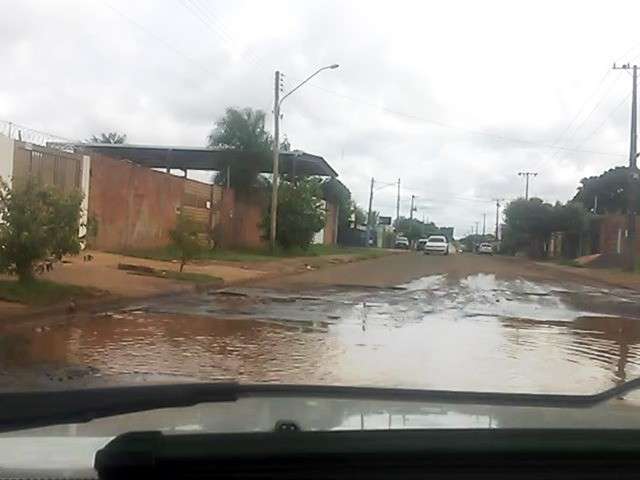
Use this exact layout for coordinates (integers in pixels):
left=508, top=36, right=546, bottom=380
left=3, top=377, right=640, bottom=433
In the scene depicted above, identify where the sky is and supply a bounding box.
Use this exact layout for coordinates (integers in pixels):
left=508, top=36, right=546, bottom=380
left=1, top=0, right=640, bottom=236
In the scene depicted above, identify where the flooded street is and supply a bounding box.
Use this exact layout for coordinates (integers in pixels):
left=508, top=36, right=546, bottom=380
left=2, top=254, right=640, bottom=394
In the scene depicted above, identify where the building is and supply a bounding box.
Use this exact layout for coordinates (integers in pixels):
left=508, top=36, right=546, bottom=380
left=0, top=135, right=341, bottom=251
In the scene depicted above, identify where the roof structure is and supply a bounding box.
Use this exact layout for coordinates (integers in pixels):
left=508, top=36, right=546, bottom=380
left=76, top=143, right=338, bottom=177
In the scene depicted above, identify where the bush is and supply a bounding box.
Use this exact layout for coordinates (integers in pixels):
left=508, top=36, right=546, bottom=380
left=0, top=179, right=83, bottom=282
left=263, top=178, right=326, bottom=250
left=169, top=214, right=205, bottom=272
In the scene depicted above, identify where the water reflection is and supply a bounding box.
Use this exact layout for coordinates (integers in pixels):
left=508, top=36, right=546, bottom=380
left=0, top=274, right=639, bottom=393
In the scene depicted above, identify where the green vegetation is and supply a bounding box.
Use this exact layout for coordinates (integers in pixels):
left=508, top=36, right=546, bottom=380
left=501, top=198, right=590, bottom=258
left=169, top=214, right=206, bottom=272
left=262, top=178, right=326, bottom=250
left=88, top=132, right=127, bottom=144
left=0, top=279, right=99, bottom=306
left=0, top=179, right=84, bottom=282
left=394, top=217, right=441, bottom=243
left=208, top=107, right=272, bottom=191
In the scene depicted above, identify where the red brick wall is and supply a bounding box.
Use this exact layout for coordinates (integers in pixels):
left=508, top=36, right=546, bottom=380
left=88, top=154, right=185, bottom=251
left=323, top=201, right=338, bottom=245
left=217, top=189, right=267, bottom=249
left=597, top=214, right=640, bottom=254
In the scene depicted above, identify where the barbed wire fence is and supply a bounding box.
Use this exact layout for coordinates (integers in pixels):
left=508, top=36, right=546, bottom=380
left=0, top=119, right=81, bottom=149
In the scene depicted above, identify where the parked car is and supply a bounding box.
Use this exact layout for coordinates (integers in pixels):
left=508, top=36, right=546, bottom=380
left=424, top=235, right=449, bottom=255
left=416, top=238, right=429, bottom=251
left=477, top=242, right=493, bottom=254
left=394, top=235, right=410, bottom=249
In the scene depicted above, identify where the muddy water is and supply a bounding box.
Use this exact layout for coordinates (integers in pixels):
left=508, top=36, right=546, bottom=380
left=2, top=273, right=640, bottom=394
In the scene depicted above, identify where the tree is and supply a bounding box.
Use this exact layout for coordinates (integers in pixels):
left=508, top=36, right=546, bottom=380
left=89, top=132, right=127, bottom=144
left=208, top=107, right=272, bottom=191
left=169, top=214, right=204, bottom=272
left=394, top=217, right=440, bottom=242
left=0, top=179, right=83, bottom=282
left=573, top=166, right=640, bottom=213
left=262, top=178, right=326, bottom=250
left=502, top=198, right=590, bottom=257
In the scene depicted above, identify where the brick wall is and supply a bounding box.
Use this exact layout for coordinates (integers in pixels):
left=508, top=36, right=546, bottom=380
left=323, top=200, right=338, bottom=245
left=217, top=188, right=267, bottom=249
left=597, top=214, right=640, bottom=254
left=88, top=154, right=186, bottom=251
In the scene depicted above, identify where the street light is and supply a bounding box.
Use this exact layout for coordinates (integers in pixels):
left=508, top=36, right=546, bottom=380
left=270, top=64, right=340, bottom=251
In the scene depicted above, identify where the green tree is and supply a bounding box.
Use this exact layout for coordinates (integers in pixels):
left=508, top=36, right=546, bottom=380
left=0, top=179, right=83, bottom=282
left=262, top=178, right=326, bottom=250
left=208, top=107, right=272, bottom=191
left=394, top=217, right=440, bottom=242
left=89, top=132, right=127, bottom=144
left=502, top=198, right=589, bottom=257
left=169, top=214, right=204, bottom=273
left=573, top=166, right=640, bottom=213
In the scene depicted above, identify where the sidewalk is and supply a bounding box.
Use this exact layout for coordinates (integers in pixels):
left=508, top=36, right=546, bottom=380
left=535, top=261, right=640, bottom=292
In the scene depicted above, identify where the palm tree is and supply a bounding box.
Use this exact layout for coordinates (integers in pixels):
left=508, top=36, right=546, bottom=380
left=89, top=132, right=127, bottom=144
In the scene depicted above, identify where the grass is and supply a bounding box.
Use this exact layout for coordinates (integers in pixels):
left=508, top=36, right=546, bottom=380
left=122, top=244, right=390, bottom=263
left=147, top=270, right=224, bottom=285
left=0, top=279, right=100, bottom=306
left=552, top=258, right=586, bottom=268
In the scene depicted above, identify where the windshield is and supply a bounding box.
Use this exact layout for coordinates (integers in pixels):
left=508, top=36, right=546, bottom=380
left=2, top=0, right=640, bottom=441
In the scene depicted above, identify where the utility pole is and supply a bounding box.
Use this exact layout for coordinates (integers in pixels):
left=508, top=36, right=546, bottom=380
left=270, top=70, right=282, bottom=251
left=409, top=195, right=416, bottom=220
left=366, top=177, right=374, bottom=247
left=396, top=178, right=401, bottom=225
left=492, top=199, right=504, bottom=240
left=474, top=221, right=479, bottom=236
left=518, top=171, right=538, bottom=200
left=614, top=62, right=639, bottom=271
left=482, top=213, right=486, bottom=236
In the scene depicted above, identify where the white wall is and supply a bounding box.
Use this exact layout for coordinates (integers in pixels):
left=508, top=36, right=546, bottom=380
left=79, top=155, right=91, bottom=239
left=0, top=134, right=14, bottom=187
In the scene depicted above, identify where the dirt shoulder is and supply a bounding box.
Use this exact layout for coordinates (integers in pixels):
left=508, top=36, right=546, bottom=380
left=0, top=249, right=399, bottom=320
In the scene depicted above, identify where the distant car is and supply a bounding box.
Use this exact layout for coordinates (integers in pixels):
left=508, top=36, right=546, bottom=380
left=424, top=235, right=449, bottom=255
left=394, top=236, right=410, bottom=249
left=478, top=242, right=493, bottom=255
left=416, top=238, right=429, bottom=251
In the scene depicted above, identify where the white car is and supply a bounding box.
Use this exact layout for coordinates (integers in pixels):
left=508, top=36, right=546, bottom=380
left=394, top=236, right=410, bottom=249
left=424, top=235, right=449, bottom=255
left=477, top=242, right=493, bottom=254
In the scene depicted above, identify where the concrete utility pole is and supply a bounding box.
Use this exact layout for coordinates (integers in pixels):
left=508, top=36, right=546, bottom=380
left=270, top=64, right=339, bottom=251
left=492, top=199, right=504, bottom=241
left=614, top=62, right=639, bottom=271
left=518, top=171, right=538, bottom=200
left=270, top=70, right=282, bottom=251
left=366, top=177, right=374, bottom=247
left=482, top=213, right=486, bottom=236
left=410, top=195, right=416, bottom=220
left=474, top=221, right=479, bottom=236
left=396, top=178, right=401, bottom=225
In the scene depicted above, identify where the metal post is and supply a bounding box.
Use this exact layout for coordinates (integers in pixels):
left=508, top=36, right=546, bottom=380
left=410, top=195, right=415, bottom=220
left=627, top=65, right=638, bottom=271
left=366, top=177, right=374, bottom=247
left=270, top=71, right=281, bottom=251
left=482, top=213, right=486, bottom=236
left=396, top=178, right=401, bottom=226
left=495, top=200, right=500, bottom=240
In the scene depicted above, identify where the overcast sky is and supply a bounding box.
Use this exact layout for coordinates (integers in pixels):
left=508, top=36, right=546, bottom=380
left=1, top=0, right=640, bottom=236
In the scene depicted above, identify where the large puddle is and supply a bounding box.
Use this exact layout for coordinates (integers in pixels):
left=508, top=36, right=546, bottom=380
left=1, top=273, right=640, bottom=394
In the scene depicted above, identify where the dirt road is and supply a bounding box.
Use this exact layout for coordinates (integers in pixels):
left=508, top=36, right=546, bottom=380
left=256, top=251, right=616, bottom=289
left=2, top=252, right=640, bottom=394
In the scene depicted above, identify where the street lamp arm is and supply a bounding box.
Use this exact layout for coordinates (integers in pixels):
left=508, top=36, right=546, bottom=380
left=279, top=64, right=339, bottom=107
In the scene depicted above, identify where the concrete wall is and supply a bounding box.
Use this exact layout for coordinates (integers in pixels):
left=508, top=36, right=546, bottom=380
left=0, top=134, right=14, bottom=186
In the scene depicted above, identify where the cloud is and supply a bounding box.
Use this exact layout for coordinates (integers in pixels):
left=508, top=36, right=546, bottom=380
left=2, top=0, right=640, bottom=236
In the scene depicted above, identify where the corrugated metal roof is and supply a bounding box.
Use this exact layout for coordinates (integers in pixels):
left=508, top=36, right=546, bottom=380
left=74, top=143, right=338, bottom=177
